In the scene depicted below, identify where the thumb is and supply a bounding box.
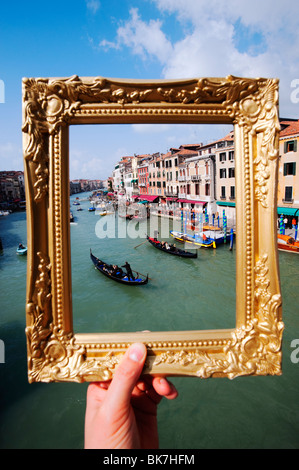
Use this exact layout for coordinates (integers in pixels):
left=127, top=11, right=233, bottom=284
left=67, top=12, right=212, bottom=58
left=104, top=343, right=147, bottom=411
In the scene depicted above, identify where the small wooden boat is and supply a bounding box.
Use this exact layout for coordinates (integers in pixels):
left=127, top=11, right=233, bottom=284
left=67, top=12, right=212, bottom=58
left=16, top=245, right=27, bottom=255
left=277, top=234, right=299, bottom=253
left=147, top=236, right=197, bottom=258
left=90, top=251, right=148, bottom=285
left=99, top=210, right=114, bottom=216
left=170, top=231, right=215, bottom=248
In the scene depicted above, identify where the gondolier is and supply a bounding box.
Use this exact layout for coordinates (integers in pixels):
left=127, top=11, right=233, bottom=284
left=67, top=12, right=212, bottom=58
left=122, top=261, right=134, bottom=280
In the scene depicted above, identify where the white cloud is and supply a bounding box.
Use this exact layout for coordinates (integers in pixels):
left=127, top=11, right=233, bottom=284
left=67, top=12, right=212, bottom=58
left=99, top=2, right=299, bottom=117
left=99, top=7, right=173, bottom=64
left=85, top=0, right=100, bottom=15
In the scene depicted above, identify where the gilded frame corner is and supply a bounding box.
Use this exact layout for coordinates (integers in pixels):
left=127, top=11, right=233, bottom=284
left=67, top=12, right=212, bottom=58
left=22, top=75, right=283, bottom=383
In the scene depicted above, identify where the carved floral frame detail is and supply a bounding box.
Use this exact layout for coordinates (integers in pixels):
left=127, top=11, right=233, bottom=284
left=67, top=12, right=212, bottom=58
left=22, top=75, right=283, bottom=383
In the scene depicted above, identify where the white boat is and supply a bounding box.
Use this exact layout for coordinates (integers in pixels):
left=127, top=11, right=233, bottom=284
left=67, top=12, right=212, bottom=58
left=16, top=245, right=27, bottom=255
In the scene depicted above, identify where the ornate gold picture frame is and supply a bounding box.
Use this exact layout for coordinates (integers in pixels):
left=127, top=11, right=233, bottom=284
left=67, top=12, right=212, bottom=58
left=22, top=75, right=283, bottom=383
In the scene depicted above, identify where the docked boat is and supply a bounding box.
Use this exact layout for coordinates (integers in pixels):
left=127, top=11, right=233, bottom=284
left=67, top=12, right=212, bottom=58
left=277, top=234, right=299, bottom=253
left=170, top=230, right=215, bottom=248
left=88, top=206, right=95, bottom=212
left=147, top=236, right=197, bottom=258
left=199, top=229, right=225, bottom=245
left=16, top=244, right=27, bottom=255
left=90, top=251, right=148, bottom=285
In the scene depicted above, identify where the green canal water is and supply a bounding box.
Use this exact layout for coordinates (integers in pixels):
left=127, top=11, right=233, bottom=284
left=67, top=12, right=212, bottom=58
left=0, top=193, right=299, bottom=449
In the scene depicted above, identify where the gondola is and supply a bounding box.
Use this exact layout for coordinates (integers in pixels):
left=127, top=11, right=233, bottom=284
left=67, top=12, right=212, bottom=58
left=90, top=250, right=148, bottom=285
left=146, top=236, right=197, bottom=258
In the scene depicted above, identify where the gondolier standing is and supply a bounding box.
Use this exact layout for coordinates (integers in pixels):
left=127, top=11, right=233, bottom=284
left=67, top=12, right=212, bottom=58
left=122, top=261, right=135, bottom=280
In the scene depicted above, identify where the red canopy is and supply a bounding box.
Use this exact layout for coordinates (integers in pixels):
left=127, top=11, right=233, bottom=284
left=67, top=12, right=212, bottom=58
left=138, top=195, right=159, bottom=202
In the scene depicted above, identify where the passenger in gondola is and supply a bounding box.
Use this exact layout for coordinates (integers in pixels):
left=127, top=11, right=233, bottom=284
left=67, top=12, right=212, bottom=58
left=19, top=243, right=25, bottom=249
left=111, top=265, right=120, bottom=277
left=122, top=261, right=135, bottom=280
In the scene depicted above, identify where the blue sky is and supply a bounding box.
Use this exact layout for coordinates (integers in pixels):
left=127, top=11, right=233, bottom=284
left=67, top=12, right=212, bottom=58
left=1, top=0, right=299, bottom=179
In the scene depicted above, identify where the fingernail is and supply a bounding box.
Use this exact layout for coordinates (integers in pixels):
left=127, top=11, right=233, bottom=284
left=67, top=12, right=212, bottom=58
left=159, top=377, right=168, bottom=386
left=129, top=343, right=146, bottom=362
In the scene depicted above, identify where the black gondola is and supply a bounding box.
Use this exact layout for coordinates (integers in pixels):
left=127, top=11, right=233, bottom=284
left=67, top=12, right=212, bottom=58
left=146, top=236, right=197, bottom=258
left=90, top=251, right=148, bottom=285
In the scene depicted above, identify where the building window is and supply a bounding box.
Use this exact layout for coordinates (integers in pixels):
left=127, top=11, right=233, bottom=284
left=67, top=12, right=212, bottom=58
left=229, top=168, right=235, bottom=178
left=285, top=186, right=293, bottom=202
left=219, top=152, right=226, bottom=162
left=220, top=168, right=227, bottom=178
left=229, top=151, right=234, bottom=160
left=221, top=186, right=226, bottom=198
left=284, top=162, right=296, bottom=176
left=230, top=186, right=235, bottom=199
left=284, top=140, right=297, bottom=153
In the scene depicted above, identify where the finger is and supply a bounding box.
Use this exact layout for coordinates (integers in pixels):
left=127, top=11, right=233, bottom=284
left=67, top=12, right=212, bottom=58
left=104, top=343, right=147, bottom=411
left=152, top=377, right=178, bottom=400
left=86, top=381, right=111, bottom=410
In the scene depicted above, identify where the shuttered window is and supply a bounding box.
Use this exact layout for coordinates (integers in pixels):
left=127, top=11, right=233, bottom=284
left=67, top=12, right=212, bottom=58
left=283, top=162, right=296, bottom=175
left=284, top=140, right=297, bottom=153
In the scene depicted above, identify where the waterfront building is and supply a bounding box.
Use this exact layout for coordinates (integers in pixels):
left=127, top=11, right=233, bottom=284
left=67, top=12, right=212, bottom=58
left=137, top=156, right=151, bottom=195
left=148, top=152, right=166, bottom=197
left=277, top=119, right=299, bottom=226
left=214, top=130, right=236, bottom=224
left=0, top=170, right=25, bottom=209
left=109, top=118, right=299, bottom=231
left=70, top=178, right=102, bottom=195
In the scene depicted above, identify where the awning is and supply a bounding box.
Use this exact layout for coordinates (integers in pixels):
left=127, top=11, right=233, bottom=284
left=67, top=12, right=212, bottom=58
left=166, top=197, right=178, bottom=201
left=138, top=195, right=159, bottom=202
left=277, top=207, right=299, bottom=216
left=217, top=201, right=236, bottom=207
left=177, top=199, right=206, bottom=205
